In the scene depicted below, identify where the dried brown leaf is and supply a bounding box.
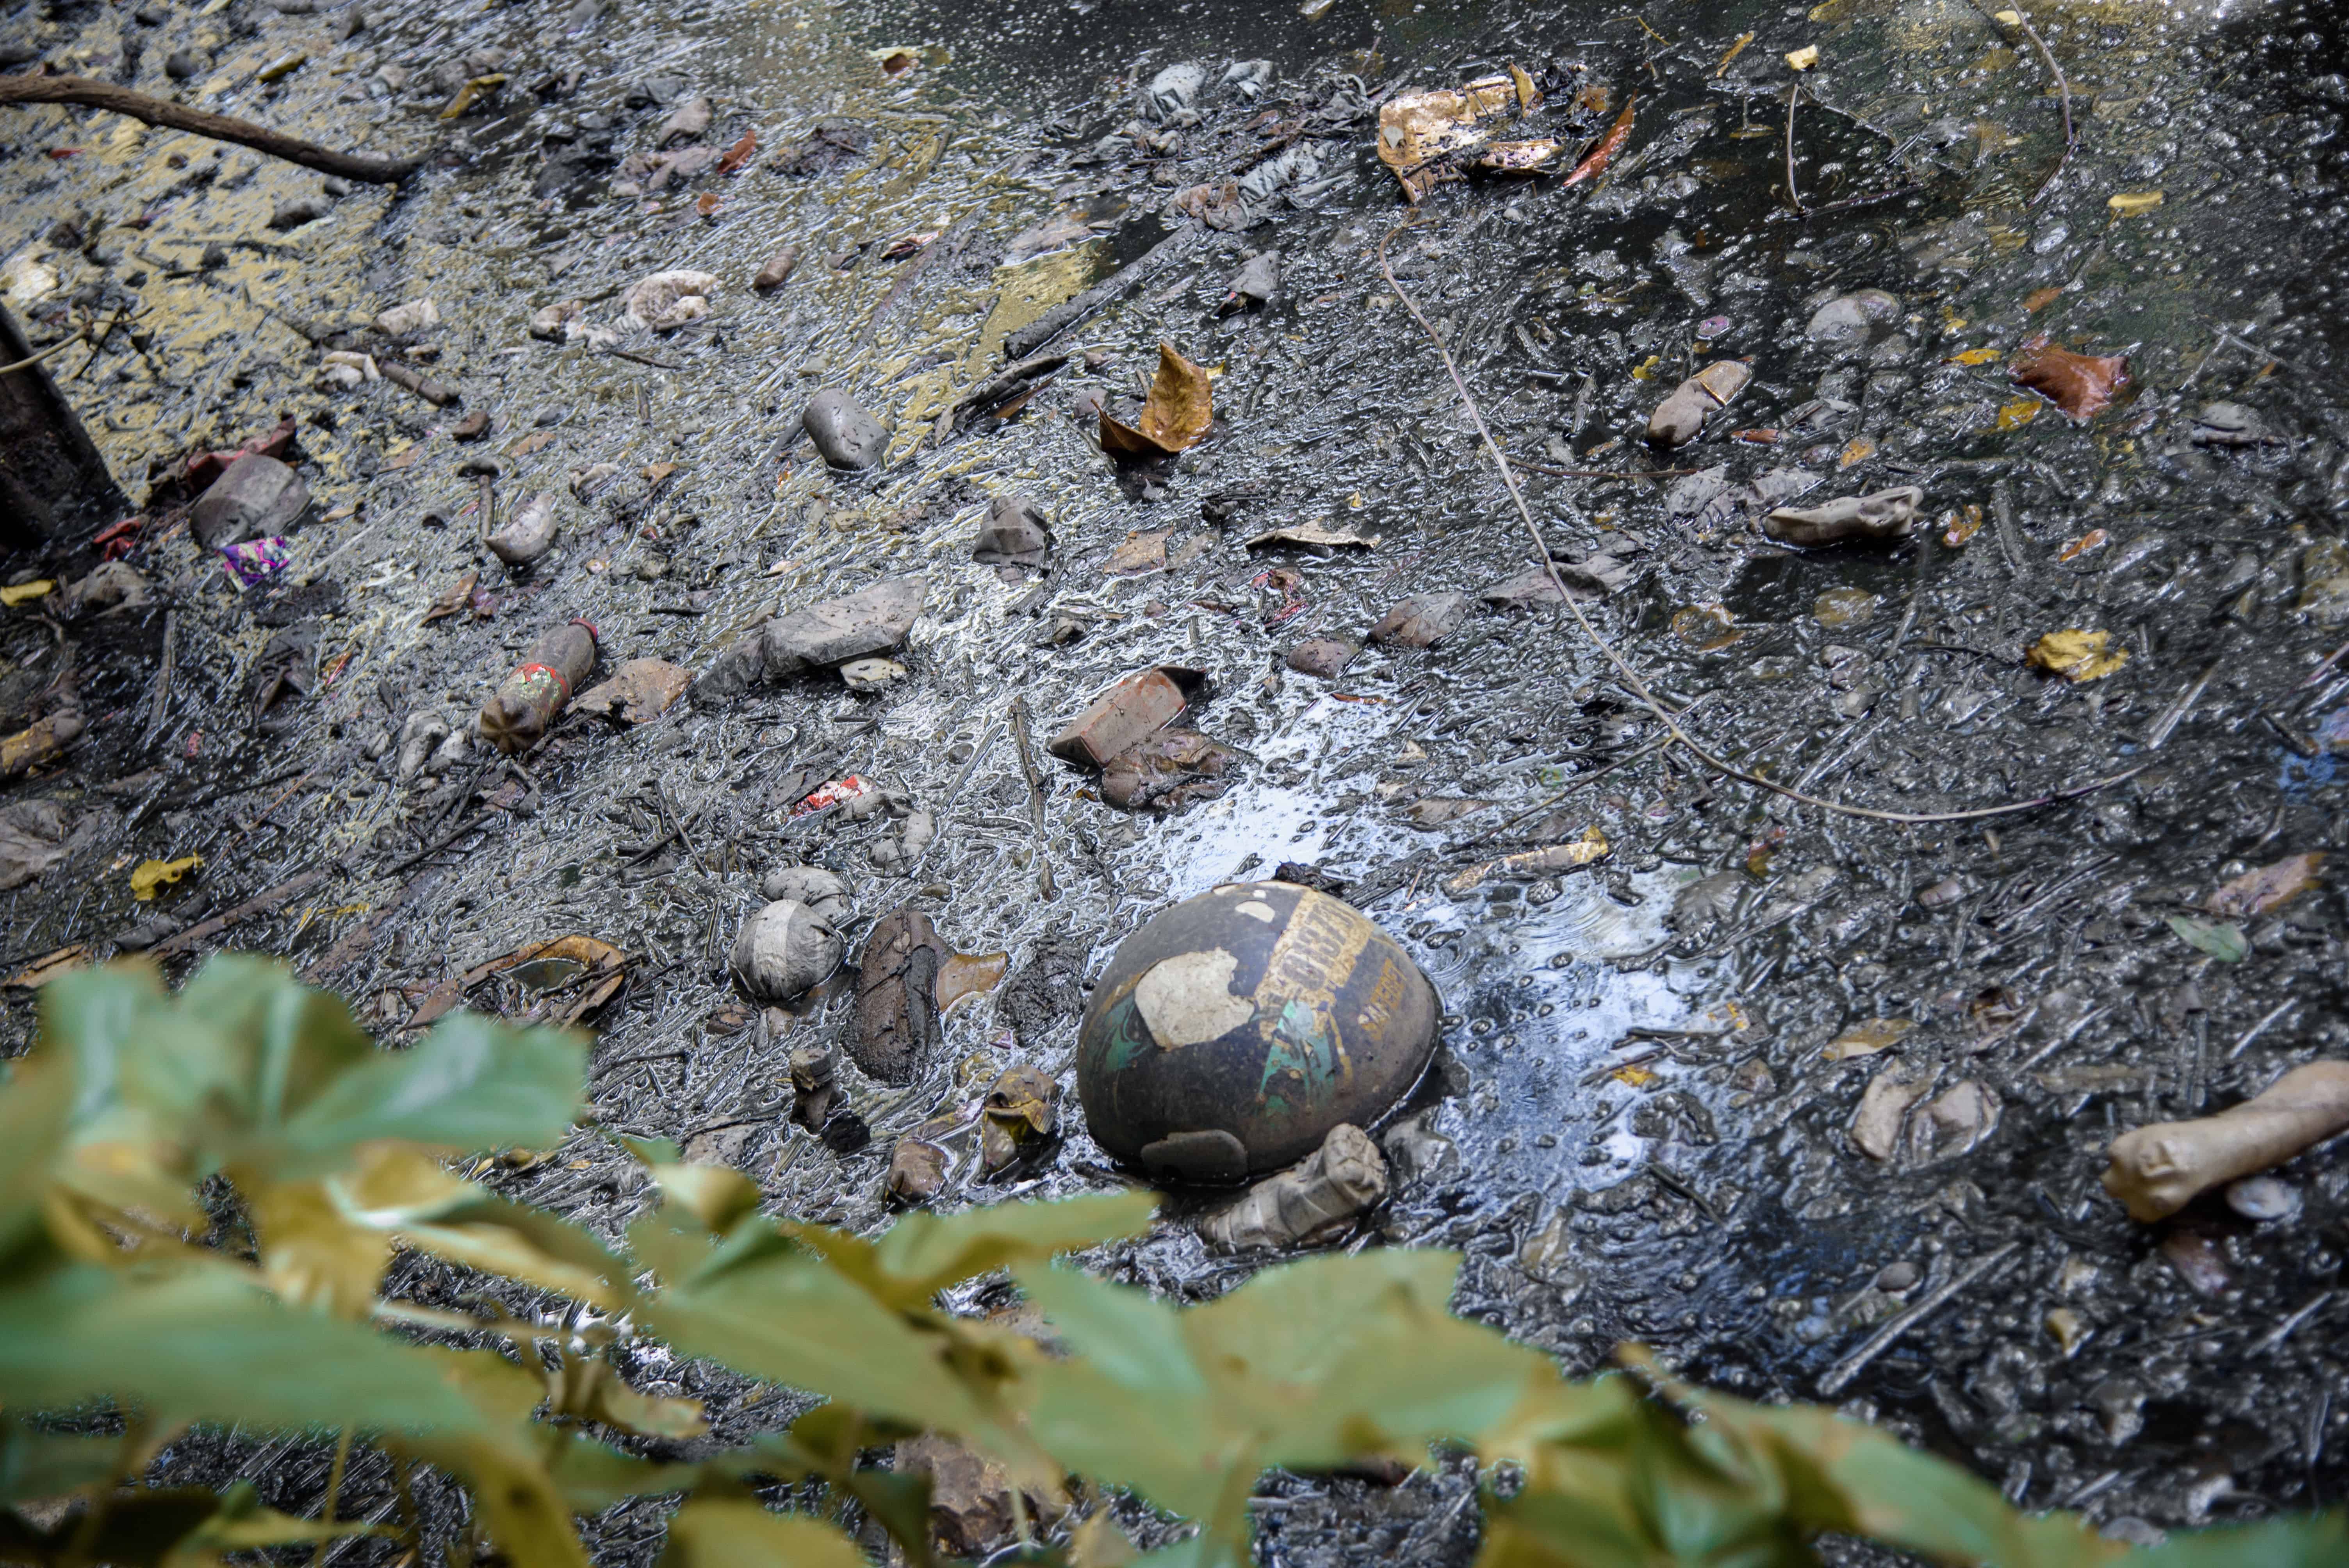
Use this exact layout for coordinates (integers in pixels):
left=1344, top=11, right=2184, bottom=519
left=2208, top=852, right=2324, bottom=920
left=1100, top=344, right=1213, bottom=459
left=2010, top=335, right=2130, bottom=421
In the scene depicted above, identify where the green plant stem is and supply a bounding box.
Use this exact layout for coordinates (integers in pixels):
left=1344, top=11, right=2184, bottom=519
left=58, top=1413, right=150, bottom=1568
left=311, top=1425, right=356, bottom=1568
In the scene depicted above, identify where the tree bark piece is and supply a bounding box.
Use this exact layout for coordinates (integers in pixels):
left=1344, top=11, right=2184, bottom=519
left=0, top=73, right=423, bottom=184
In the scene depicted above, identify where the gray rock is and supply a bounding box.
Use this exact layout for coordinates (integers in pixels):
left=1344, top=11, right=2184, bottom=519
left=694, top=576, right=927, bottom=703
left=802, top=388, right=887, bottom=469
left=760, top=864, right=852, bottom=923
left=164, top=49, right=201, bottom=78
left=2191, top=401, right=2266, bottom=448
left=190, top=454, right=307, bottom=549
left=267, top=194, right=332, bottom=230
left=729, top=899, right=843, bottom=1003
left=487, top=491, right=560, bottom=566
left=658, top=94, right=711, bottom=146
left=1805, top=289, right=1900, bottom=344
left=973, top=495, right=1050, bottom=568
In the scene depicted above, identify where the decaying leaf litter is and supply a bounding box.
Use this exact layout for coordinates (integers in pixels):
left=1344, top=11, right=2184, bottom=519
left=4, top=0, right=2349, bottom=1557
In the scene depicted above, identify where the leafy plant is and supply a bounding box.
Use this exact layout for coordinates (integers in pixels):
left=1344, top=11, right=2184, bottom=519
left=0, top=957, right=2338, bottom=1567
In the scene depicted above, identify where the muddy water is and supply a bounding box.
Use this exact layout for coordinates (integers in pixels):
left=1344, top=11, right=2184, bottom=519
left=5, top=0, right=2349, bottom=1553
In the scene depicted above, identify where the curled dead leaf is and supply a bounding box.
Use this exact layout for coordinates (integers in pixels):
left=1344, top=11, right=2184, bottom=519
left=1376, top=74, right=1549, bottom=201
left=2208, top=852, right=2323, bottom=920
left=1099, top=344, right=1213, bottom=459
left=410, top=934, right=626, bottom=1029
left=2010, top=335, right=2130, bottom=421
left=2025, top=628, right=2128, bottom=682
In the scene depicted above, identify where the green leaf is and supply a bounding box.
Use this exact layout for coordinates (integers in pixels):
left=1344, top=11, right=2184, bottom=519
left=268, top=1011, right=586, bottom=1178
left=0, top=1055, right=74, bottom=1263
left=791, top=1191, right=1158, bottom=1311
left=655, top=1498, right=868, bottom=1568
left=0, top=1420, right=120, bottom=1504
left=2131, top=1515, right=2349, bottom=1567
left=0, top=1262, right=493, bottom=1435
left=637, top=1237, right=994, bottom=1437
left=543, top=1432, right=706, bottom=1513
left=2166, top=915, right=2248, bottom=963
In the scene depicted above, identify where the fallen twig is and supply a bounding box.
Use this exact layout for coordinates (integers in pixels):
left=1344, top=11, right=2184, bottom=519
left=145, top=865, right=335, bottom=963
left=1977, top=3, right=2075, bottom=204
left=1378, top=215, right=2143, bottom=827
left=1784, top=84, right=1805, bottom=215
left=0, top=73, right=422, bottom=184
left=1819, top=1243, right=2019, bottom=1396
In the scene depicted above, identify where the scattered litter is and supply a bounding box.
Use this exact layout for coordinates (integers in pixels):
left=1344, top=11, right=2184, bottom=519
left=128, top=853, right=199, bottom=901
left=2026, top=628, right=2128, bottom=682
left=218, top=536, right=292, bottom=589
left=479, top=619, right=598, bottom=754
left=1076, top=882, right=1439, bottom=1180
left=2105, top=1063, right=2349, bottom=1221
left=1765, top=486, right=1923, bottom=547
left=1200, top=1123, right=1388, bottom=1250
left=729, top=898, right=844, bottom=1004
left=1242, top=521, right=1378, bottom=552
left=979, top=1064, right=1060, bottom=1174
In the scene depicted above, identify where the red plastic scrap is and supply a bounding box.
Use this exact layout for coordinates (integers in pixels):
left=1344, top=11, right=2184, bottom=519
left=183, top=416, right=298, bottom=494
left=93, top=516, right=143, bottom=560
left=791, top=774, right=875, bottom=819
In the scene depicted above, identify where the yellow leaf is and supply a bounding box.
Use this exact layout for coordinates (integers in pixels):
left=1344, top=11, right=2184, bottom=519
left=130, top=854, right=201, bottom=901
left=2108, top=190, right=2163, bottom=217
left=1837, top=435, right=1876, bottom=468
left=0, top=580, right=54, bottom=606
left=1785, top=44, right=1820, bottom=71
left=1611, top=1063, right=1658, bottom=1088
left=1945, top=347, right=2003, bottom=367
left=2058, top=529, right=2108, bottom=562
left=1994, top=398, right=2041, bottom=431
left=248, top=1179, right=393, bottom=1318
left=2026, top=628, right=2129, bottom=682
left=1824, top=1019, right=1913, bottom=1062
left=1629, top=354, right=1662, bottom=381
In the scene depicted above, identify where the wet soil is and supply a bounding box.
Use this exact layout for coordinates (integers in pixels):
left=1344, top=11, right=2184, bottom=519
left=6, top=0, right=2349, bottom=1558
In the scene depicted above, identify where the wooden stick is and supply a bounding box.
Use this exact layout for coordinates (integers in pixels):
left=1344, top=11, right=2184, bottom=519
left=0, top=73, right=422, bottom=184
left=145, top=865, right=334, bottom=962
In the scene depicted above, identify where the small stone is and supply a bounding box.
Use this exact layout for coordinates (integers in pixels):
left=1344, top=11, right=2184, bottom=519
left=695, top=576, right=927, bottom=703
left=373, top=298, right=440, bottom=337
left=728, top=899, right=843, bottom=1003
left=2224, top=1174, right=2299, bottom=1221
left=972, top=495, right=1050, bottom=568
left=164, top=49, right=201, bottom=78
left=190, top=454, right=308, bottom=549
left=1142, top=61, right=1205, bottom=121
left=753, top=246, right=801, bottom=291
left=622, top=270, right=718, bottom=331
left=760, top=865, right=850, bottom=923
left=1812, top=588, right=1880, bottom=629
left=658, top=94, right=711, bottom=146
left=886, top=1136, right=949, bottom=1202
left=802, top=388, right=888, bottom=469
left=1285, top=638, right=1356, bottom=679
left=1767, top=486, right=1924, bottom=547
left=1805, top=289, right=1900, bottom=344
left=450, top=409, right=491, bottom=442
left=486, top=492, right=560, bottom=567
left=2190, top=401, right=2264, bottom=448
left=1875, top=1260, right=1919, bottom=1292
left=267, top=194, right=333, bottom=230
left=839, top=656, right=907, bottom=693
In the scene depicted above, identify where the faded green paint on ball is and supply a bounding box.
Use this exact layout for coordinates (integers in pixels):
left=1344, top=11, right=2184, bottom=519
left=1076, top=881, right=1440, bottom=1183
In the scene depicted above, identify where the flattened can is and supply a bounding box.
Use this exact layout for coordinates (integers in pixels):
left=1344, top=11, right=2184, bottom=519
left=1076, top=881, right=1439, bottom=1183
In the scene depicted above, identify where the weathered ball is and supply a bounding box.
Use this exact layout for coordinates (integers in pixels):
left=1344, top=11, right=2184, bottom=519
left=1076, top=881, right=1440, bottom=1183
left=729, top=899, right=842, bottom=1003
